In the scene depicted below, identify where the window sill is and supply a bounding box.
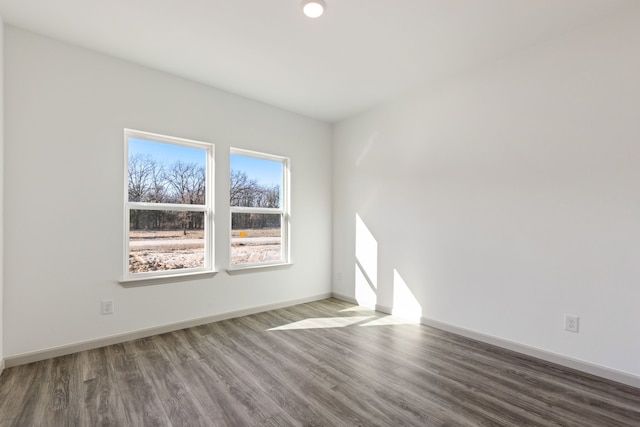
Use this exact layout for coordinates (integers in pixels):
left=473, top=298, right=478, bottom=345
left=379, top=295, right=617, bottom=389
left=226, top=263, right=293, bottom=275
left=119, top=270, right=218, bottom=287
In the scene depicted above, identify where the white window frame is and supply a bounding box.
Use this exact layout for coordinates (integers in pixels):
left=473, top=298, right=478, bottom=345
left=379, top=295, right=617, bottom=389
left=229, top=148, right=290, bottom=270
left=122, top=129, right=215, bottom=282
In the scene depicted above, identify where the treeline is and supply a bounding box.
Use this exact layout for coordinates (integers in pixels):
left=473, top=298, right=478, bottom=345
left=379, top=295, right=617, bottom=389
left=129, top=154, right=280, bottom=231
left=128, top=154, right=206, bottom=232
left=230, top=170, right=281, bottom=230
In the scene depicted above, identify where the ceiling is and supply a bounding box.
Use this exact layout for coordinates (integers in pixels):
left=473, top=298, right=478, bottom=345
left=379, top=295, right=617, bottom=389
left=0, top=0, right=634, bottom=122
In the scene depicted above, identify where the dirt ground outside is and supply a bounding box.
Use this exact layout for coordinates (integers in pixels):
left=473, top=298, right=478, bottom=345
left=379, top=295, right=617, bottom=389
left=231, top=227, right=282, bottom=265
left=129, top=230, right=205, bottom=273
left=129, top=228, right=281, bottom=272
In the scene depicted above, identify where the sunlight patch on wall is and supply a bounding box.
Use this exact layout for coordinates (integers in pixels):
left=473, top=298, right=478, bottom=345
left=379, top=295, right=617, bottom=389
left=355, top=213, right=378, bottom=307
left=355, top=131, right=379, bottom=167
left=355, top=264, right=377, bottom=307
left=392, top=269, right=422, bottom=321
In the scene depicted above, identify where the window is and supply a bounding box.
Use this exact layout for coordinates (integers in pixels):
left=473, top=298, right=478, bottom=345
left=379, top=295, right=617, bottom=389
left=230, top=149, right=289, bottom=268
left=124, top=129, right=214, bottom=280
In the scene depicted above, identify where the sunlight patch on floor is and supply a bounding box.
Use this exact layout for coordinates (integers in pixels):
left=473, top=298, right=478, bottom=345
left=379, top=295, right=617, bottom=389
left=269, top=316, right=373, bottom=330
left=268, top=314, right=418, bottom=330
left=359, top=316, right=419, bottom=327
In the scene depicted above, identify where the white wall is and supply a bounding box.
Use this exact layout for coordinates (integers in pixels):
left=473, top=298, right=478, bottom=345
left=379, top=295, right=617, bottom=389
left=3, top=27, right=332, bottom=358
left=333, top=7, right=640, bottom=380
left=0, top=16, right=4, bottom=371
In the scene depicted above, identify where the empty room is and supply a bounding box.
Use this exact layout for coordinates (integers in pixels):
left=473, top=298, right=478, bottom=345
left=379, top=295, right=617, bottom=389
left=0, top=0, right=639, bottom=425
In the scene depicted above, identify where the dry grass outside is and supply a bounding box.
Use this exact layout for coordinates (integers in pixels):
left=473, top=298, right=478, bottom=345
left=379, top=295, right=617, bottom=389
left=130, top=229, right=205, bottom=240
left=231, top=228, right=280, bottom=238
left=131, top=242, right=204, bottom=251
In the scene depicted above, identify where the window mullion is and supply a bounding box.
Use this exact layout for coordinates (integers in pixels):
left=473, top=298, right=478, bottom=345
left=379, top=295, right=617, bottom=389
left=230, top=206, right=284, bottom=215
left=128, top=202, right=207, bottom=212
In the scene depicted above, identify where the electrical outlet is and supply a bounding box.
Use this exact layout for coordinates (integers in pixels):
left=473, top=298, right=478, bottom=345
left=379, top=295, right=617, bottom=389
left=564, top=314, right=579, bottom=332
left=101, top=299, right=114, bottom=315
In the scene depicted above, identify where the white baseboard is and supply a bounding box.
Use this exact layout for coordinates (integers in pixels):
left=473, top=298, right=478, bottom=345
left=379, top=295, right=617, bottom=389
left=420, top=316, right=640, bottom=390
left=331, top=292, right=358, bottom=305
left=375, top=304, right=391, bottom=314
left=0, top=357, right=5, bottom=377
left=4, top=292, right=331, bottom=369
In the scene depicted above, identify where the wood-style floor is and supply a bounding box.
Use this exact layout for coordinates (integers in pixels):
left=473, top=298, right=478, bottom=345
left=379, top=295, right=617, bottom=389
left=0, top=299, right=639, bottom=426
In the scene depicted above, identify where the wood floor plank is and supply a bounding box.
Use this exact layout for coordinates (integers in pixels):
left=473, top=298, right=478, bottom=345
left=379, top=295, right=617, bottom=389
left=154, top=329, right=204, bottom=364
left=0, top=363, right=44, bottom=427
left=169, top=355, right=257, bottom=426
left=408, top=325, right=640, bottom=426
left=47, top=353, right=83, bottom=427
left=78, top=347, right=127, bottom=427
left=243, top=312, right=475, bottom=426
left=1, top=298, right=639, bottom=426
left=229, top=320, right=395, bottom=426
left=264, top=325, right=492, bottom=425
left=198, top=321, right=352, bottom=426
left=247, top=312, right=519, bottom=426
left=167, top=325, right=288, bottom=426
left=103, top=342, right=172, bottom=426
left=294, top=299, right=640, bottom=425
left=224, top=317, right=400, bottom=427
left=5, top=359, right=53, bottom=427
left=132, top=337, right=214, bottom=427
left=298, top=316, right=578, bottom=425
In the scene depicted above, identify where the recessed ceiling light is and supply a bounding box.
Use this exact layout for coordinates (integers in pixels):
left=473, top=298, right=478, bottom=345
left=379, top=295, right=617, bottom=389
left=301, top=0, right=326, bottom=18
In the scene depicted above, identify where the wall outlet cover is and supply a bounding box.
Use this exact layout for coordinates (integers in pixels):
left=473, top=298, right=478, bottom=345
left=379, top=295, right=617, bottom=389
left=101, top=300, right=114, bottom=315
left=564, top=314, right=579, bottom=332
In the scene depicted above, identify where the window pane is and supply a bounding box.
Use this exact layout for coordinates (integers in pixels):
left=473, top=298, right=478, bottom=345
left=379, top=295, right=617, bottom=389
left=231, top=213, right=282, bottom=265
left=230, top=154, right=282, bottom=208
left=128, top=137, right=207, bottom=204
left=129, top=210, right=205, bottom=273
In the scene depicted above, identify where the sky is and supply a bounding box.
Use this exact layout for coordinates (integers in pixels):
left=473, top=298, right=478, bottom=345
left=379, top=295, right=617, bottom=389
left=128, top=137, right=206, bottom=166
left=128, top=136, right=283, bottom=187
left=230, top=153, right=283, bottom=188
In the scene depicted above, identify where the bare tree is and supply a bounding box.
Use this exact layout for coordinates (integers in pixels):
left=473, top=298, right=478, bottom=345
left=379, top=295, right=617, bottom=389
left=129, top=154, right=208, bottom=232
left=258, top=185, right=280, bottom=208
left=147, top=162, right=167, bottom=203
left=230, top=170, right=259, bottom=207
left=230, top=169, right=280, bottom=229
left=164, top=161, right=207, bottom=233
left=128, top=154, right=155, bottom=202
left=128, top=154, right=158, bottom=229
